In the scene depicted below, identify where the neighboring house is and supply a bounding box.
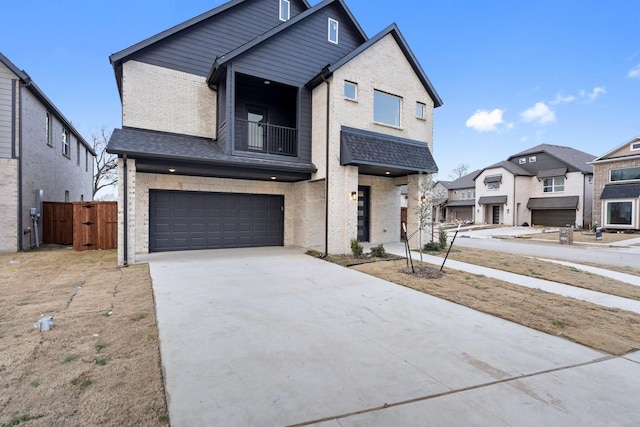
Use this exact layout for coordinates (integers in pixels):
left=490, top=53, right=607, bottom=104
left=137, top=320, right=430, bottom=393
left=0, top=53, right=95, bottom=252
left=475, top=144, right=595, bottom=228
left=107, top=0, right=441, bottom=264
left=431, top=180, right=449, bottom=222
left=591, top=136, right=640, bottom=231
left=442, top=169, right=481, bottom=223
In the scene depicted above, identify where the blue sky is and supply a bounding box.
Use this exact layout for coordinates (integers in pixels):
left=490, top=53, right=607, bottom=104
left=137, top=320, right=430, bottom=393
left=1, top=0, right=639, bottom=180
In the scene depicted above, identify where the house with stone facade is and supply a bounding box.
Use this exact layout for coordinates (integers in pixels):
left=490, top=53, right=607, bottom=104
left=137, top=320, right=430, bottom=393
left=591, top=136, right=640, bottom=231
left=474, top=144, right=595, bottom=228
left=107, top=0, right=441, bottom=264
left=0, top=52, right=95, bottom=252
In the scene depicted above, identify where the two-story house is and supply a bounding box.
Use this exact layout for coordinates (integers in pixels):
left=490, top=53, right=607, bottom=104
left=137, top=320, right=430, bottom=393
left=107, top=0, right=441, bottom=264
left=0, top=53, right=95, bottom=252
left=475, top=144, right=595, bottom=228
left=591, top=137, right=640, bottom=231
left=442, top=170, right=481, bottom=223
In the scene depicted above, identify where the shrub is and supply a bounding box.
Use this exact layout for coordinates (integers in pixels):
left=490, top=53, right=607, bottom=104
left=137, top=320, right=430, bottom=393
left=438, top=228, right=448, bottom=250
left=423, top=242, right=440, bottom=251
left=370, top=244, right=386, bottom=258
left=350, top=238, right=363, bottom=257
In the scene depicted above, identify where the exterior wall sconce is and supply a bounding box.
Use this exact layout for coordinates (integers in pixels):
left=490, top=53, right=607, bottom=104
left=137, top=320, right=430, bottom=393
left=507, top=208, right=510, bottom=214
left=271, top=176, right=277, bottom=180
left=350, top=191, right=358, bottom=201
left=168, top=168, right=176, bottom=173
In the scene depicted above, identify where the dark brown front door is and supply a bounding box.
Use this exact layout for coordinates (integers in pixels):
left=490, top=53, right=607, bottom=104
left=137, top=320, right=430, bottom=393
left=357, top=186, right=370, bottom=242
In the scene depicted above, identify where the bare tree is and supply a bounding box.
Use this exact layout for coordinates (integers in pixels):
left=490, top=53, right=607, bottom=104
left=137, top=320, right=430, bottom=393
left=448, top=163, right=470, bottom=180
left=92, top=128, right=117, bottom=197
left=416, top=172, right=435, bottom=261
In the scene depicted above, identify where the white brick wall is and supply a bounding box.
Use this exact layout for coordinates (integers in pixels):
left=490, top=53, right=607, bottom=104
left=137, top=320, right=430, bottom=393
left=0, top=159, right=18, bottom=252
left=122, top=61, right=216, bottom=138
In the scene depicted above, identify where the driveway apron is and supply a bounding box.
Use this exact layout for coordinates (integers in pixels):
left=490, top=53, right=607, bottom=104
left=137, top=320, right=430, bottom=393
left=144, top=247, right=640, bottom=426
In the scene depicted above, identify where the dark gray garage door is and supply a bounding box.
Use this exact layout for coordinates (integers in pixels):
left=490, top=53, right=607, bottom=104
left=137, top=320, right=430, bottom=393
left=149, top=190, right=284, bottom=252
left=531, top=209, right=576, bottom=227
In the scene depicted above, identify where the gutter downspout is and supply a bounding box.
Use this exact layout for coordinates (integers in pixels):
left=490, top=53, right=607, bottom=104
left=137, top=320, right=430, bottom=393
left=321, top=68, right=330, bottom=257
left=16, top=80, right=23, bottom=250
left=123, top=154, right=128, bottom=266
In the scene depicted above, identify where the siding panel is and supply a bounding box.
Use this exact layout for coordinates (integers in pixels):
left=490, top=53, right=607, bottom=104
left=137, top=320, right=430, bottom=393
left=0, top=64, right=16, bottom=158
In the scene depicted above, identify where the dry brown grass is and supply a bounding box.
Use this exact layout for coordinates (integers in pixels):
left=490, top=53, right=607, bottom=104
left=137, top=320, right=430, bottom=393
left=352, top=259, right=640, bottom=357
left=0, top=248, right=167, bottom=426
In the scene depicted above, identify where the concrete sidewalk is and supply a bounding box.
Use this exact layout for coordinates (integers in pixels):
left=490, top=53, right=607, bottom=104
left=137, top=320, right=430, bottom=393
left=385, top=243, right=640, bottom=315
left=144, top=247, right=640, bottom=426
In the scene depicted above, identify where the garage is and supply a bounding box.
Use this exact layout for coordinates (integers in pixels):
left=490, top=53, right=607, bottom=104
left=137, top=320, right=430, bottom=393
left=149, top=190, right=284, bottom=252
left=528, top=196, right=579, bottom=227
left=531, top=209, right=576, bottom=227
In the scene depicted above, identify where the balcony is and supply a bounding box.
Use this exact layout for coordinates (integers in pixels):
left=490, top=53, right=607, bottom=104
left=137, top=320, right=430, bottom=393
left=235, top=119, right=297, bottom=157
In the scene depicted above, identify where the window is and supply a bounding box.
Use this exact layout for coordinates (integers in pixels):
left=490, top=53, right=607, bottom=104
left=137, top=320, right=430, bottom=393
left=76, top=141, right=81, bottom=165
left=45, top=112, right=53, bottom=146
left=62, top=129, right=70, bottom=157
left=488, top=182, right=500, bottom=190
left=610, top=166, right=640, bottom=182
left=529, top=156, right=537, bottom=163
left=279, top=0, right=290, bottom=21
left=519, top=158, right=526, bottom=164
left=416, top=102, right=426, bottom=120
left=543, top=176, right=565, bottom=192
left=605, top=201, right=634, bottom=226
left=344, top=81, right=357, bottom=100
left=374, top=90, right=401, bottom=127
left=631, top=141, right=640, bottom=151
left=64, top=191, right=70, bottom=203
left=85, top=149, right=89, bottom=172
left=328, top=18, right=339, bottom=44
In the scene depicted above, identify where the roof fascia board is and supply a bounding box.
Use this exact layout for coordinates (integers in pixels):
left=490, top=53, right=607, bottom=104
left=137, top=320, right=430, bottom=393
left=1, top=52, right=93, bottom=153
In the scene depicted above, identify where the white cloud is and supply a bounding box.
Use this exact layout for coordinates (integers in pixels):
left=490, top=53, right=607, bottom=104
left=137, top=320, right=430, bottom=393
left=550, top=93, right=576, bottom=105
left=465, top=109, right=506, bottom=132
left=629, top=65, right=640, bottom=79
left=520, top=102, right=556, bottom=125
left=580, top=87, right=607, bottom=101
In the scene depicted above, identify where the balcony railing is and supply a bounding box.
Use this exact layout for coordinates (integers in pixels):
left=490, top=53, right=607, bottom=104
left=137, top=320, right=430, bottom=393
left=235, top=119, right=297, bottom=157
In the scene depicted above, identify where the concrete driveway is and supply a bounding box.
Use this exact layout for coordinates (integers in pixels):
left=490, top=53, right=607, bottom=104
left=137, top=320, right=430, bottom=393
left=143, top=247, right=640, bottom=426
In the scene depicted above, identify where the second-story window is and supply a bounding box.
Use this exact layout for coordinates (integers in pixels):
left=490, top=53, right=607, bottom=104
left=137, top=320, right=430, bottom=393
left=344, top=81, right=357, bottom=101
left=77, top=141, right=81, bottom=165
left=328, top=18, right=339, bottom=44
left=62, top=129, right=70, bottom=158
left=611, top=166, right=640, bottom=182
left=416, top=102, right=426, bottom=120
left=543, top=176, right=564, bottom=193
left=374, top=90, right=401, bottom=127
left=85, top=149, right=89, bottom=172
left=46, top=112, right=53, bottom=146
left=279, top=0, right=290, bottom=21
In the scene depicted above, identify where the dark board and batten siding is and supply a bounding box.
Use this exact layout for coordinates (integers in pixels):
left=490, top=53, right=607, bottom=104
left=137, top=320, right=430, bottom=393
left=130, top=0, right=310, bottom=77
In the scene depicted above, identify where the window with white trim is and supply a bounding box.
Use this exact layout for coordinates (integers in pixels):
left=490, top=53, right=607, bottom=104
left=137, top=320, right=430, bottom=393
left=344, top=81, right=357, bottom=100
left=529, top=156, right=537, bottom=162
left=76, top=141, right=81, bottom=165
left=85, top=149, right=89, bottom=172
left=46, top=112, right=53, bottom=146
left=605, top=200, right=635, bottom=226
left=328, top=18, right=339, bottom=44
left=610, top=166, right=640, bottom=182
left=631, top=141, right=640, bottom=151
left=518, top=158, right=526, bottom=164
left=62, top=129, right=70, bottom=158
left=374, top=90, right=401, bottom=127
left=279, top=0, right=290, bottom=21
left=416, top=102, right=426, bottom=119
left=488, top=181, right=500, bottom=190
left=543, top=176, right=564, bottom=192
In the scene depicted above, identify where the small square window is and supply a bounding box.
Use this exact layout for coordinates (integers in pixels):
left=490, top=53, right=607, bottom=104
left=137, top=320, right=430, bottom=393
left=519, top=158, right=526, bottom=164
left=529, top=156, right=537, bottom=162
left=279, top=0, right=290, bottom=21
left=328, top=18, right=339, bottom=44
left=416, top=102, right=426, bottom=119
left=631, top=142, right=640, bottom=151
left=344, top=81, right=357, bottom=100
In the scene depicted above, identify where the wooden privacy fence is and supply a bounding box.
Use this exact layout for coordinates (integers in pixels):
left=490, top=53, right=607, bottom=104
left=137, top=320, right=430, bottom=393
left=43, top=201, right=117, bottom=250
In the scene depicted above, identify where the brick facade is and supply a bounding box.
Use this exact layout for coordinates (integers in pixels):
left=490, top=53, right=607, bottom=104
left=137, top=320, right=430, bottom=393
left=593, top=157, right=640, bottom=228
left=0, top=159, right=18, bottom=252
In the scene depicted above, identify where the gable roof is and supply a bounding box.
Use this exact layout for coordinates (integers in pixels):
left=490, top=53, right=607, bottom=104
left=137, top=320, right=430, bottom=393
left=110, top=0, right=311, bottom=66
left=306, top=23, right=443, bottom=108
left=447, top=169, right=482, bottom=189
left=481, top=160, right=533, bottom=177
left=0, top=52, right=94, bottom=155
left=592, top=136, right=640, bottom=163
left=508, top=143, right=595, bottom=173
left=208, top=0, right=367, bottom=83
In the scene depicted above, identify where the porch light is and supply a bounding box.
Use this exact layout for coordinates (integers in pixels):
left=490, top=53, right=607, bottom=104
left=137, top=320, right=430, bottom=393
left=264, top=80, right=271, bottom=85
left=385, top=171, right=391, bottom=175
left=271, top=176, right=277, bottom=180
left=350, top=191, right=358, bottom=201
left=168, top=168, right=176, bottom=173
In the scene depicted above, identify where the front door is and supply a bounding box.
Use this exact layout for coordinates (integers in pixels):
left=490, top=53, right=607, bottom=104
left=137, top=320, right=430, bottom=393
left=357, top=186, right=370, bottom=242
left=247, top=106, right=267, bottom=151
left=492, top=205, right=500, bottom=224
